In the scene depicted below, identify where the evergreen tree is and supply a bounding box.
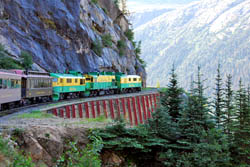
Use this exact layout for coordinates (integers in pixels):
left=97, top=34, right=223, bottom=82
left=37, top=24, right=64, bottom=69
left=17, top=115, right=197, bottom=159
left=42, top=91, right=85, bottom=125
left=233, top=80, right=250, bottom=166
left=213, top=64, right=225, bottom=129
left=161, top=65, right=183, bottom=121
left=224, top=74, right=234, bottom=137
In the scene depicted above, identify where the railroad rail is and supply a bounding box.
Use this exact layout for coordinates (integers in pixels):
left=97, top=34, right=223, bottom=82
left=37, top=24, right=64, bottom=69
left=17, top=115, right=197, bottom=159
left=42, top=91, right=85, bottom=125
left=0, top=89, right=160, bottom=126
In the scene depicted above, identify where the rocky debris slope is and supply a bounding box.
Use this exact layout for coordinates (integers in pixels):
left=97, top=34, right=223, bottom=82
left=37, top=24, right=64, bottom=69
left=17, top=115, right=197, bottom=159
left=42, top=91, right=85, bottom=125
left=1, top=125, right=132, bottom=167
left=133, top=0, right=249, bottom=89
left=0, top=0, right=146, bottom=84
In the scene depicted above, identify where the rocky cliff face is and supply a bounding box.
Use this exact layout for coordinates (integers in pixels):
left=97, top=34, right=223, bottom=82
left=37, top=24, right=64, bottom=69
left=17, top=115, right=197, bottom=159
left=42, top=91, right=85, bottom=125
left=0, top=0, right=146, bottom=84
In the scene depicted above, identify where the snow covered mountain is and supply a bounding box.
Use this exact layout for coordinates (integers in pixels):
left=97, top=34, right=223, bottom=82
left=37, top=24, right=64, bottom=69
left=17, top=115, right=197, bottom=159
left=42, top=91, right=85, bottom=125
left=133, top=0, right=250, bottom=90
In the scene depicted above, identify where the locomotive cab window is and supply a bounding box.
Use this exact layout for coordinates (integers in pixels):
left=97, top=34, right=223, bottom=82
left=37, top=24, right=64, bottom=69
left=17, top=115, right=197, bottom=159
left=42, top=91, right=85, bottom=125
left=53, top=78, right=58, bottom=83
left=80, top=79, right=85, bottom=85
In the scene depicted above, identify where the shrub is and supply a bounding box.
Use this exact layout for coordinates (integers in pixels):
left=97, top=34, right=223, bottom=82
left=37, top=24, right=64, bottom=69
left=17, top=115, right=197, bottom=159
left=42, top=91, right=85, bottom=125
left=56, top=130, right=103, bottom=167
left=0, top=54, right=23, bottom=69
left=102, top=8, right=108, bottom=15
left=91, top=0, right=98, bottom=4
left=125, top=29, right=134, bottom=41
left=0, top=43, right=5, bottom=52
left=0, top=136, right=35, bottom=167
left=20, top=51, right=33, bottom=70
left=117, top=40, right=126, bottom=56
left=92, top=39, right=103, bottom=56
left=102, top=34, right=112, bottom=48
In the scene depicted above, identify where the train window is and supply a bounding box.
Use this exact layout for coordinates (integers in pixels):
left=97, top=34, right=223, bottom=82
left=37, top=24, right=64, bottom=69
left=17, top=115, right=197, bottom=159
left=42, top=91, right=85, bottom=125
left=67, top=79, right=72, bottom=83
left=75, top=79, right=78, bottom=83
left=60, top=79, right=63, bottom=83
left=53, top=78, right=58, bottom=82
left=80, top=79, right=85, bottom=85
left=86, top=78, right=91, bottom=81
left=3, top=80, right=7, bottom=89
left=129, top=78, right=131, bottom=82
left=91, top=78, right=93, bottom=82
left=133, top=78, right=137, bottom=81
left=0, top=79, right=2, bottom=89
left=11, top=79, right=15, bottom=88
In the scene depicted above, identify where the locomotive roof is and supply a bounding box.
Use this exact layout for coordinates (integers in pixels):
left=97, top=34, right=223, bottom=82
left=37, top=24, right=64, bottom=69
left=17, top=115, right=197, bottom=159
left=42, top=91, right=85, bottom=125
left=120, top=75, right=141, bottom=78
left=50, top=73, right=85, bottom=79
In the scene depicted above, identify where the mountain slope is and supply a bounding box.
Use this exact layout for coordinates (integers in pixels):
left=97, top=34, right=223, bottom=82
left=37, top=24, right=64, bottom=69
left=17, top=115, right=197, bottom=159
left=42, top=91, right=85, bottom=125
left=134, top=0, right=250, bottom=90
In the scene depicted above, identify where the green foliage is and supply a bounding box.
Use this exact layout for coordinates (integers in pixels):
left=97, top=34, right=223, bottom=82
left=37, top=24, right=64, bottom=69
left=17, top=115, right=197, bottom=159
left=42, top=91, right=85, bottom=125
left=161, top=65, right=184, bottom=121
left=117, top=40, right=126, bottom=56
left=92, top=39, right=103, bottom=56
left=91, top=0, right=98, bottom=4
left=20, top=51, right=33, bottom=70
left=101, top=34, right=112, bottom=48
left=213, top=64, right=225, bottom=129
left=56, top=130, right=103, bottom=167
left=231, top=79, right=250, bottom=166
left=94, top=66, right=239, bottom=166
left=0, top=55, right=23, bottom=69
left=0, top=43, right=5, bottom=52
left=124, top=29, right=134, bottom=41
left=102, top=8, right=108, bottom=15
left=0, top=135, right=35, bottom=167
left=113, top=0, right=119, bottom=7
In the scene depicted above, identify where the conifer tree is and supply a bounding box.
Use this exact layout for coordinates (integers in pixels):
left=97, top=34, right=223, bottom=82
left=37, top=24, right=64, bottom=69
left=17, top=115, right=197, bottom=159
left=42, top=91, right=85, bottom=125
left=233, top=79, right=250, bottom=166
left=224, top=74, right=234, bottom=137
left=213, top=64, right=225, bottom=129
left=161, top=65, right=183, bottom=121
left=172, top=66, right=230, bottom=167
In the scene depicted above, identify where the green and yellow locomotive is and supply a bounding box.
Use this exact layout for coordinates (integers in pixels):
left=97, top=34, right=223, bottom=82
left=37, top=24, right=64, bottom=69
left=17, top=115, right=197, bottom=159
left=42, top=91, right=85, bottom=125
left=50, top=71, right=142, bottom=101
left=51, top=71, right=86, bottom=101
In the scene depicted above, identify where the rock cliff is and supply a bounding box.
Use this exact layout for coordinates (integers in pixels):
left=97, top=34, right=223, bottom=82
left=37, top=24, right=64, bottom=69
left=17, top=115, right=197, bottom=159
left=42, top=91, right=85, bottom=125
left=0, top=0, right=146, bottom=84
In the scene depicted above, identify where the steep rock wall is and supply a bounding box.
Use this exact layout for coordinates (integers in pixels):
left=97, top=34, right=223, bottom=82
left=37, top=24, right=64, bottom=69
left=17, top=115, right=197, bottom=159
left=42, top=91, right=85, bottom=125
left=0, top=0, right=146, bottom=84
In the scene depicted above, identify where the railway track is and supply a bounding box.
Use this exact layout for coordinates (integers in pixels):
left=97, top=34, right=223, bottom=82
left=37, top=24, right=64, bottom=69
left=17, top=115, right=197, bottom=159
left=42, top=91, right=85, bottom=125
left=0, top=89, right=158, bottom=121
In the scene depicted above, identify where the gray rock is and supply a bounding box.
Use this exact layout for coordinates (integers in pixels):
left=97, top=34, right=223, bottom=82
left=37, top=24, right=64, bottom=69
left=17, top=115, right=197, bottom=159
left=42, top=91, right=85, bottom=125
left=0, top=0, right=146, bottom=83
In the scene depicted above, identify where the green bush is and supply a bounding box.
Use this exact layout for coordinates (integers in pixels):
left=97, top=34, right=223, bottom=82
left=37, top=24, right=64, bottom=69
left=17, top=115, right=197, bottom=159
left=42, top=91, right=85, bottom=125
left=56, top=130, right=103, bottom=167
left=0, top=136, right=35, bottom=167
left=102, top=34, right=112, bottom=48
left=91, top=0, right=98, bottom=4
left=125, top=29, right=134, bottom=41
left=117, top=40, right=126, bottom=56
left=0, top=43, right=5, bottom=52
left=0, top=54, right=23, bottom=69
left=102, top=8, right=108, bottom=15
left=20, top=51, right=33, bottom=70
left=92, top=39, right=103, bottom=56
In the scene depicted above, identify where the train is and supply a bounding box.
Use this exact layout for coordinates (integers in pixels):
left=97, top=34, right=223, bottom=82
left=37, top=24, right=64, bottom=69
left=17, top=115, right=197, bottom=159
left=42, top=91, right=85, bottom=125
left=0, top=69, right=142, bottom=111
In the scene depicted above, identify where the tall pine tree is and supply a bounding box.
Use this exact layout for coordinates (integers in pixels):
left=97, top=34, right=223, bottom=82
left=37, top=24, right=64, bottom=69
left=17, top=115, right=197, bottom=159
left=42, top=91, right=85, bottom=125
left=161, top=65, right=183, bottom=121
left=224, top=74, right=234, bottom=137
left=213, top=64, right=225, bottom=129
left=233, top=79, right=250, bottom=166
